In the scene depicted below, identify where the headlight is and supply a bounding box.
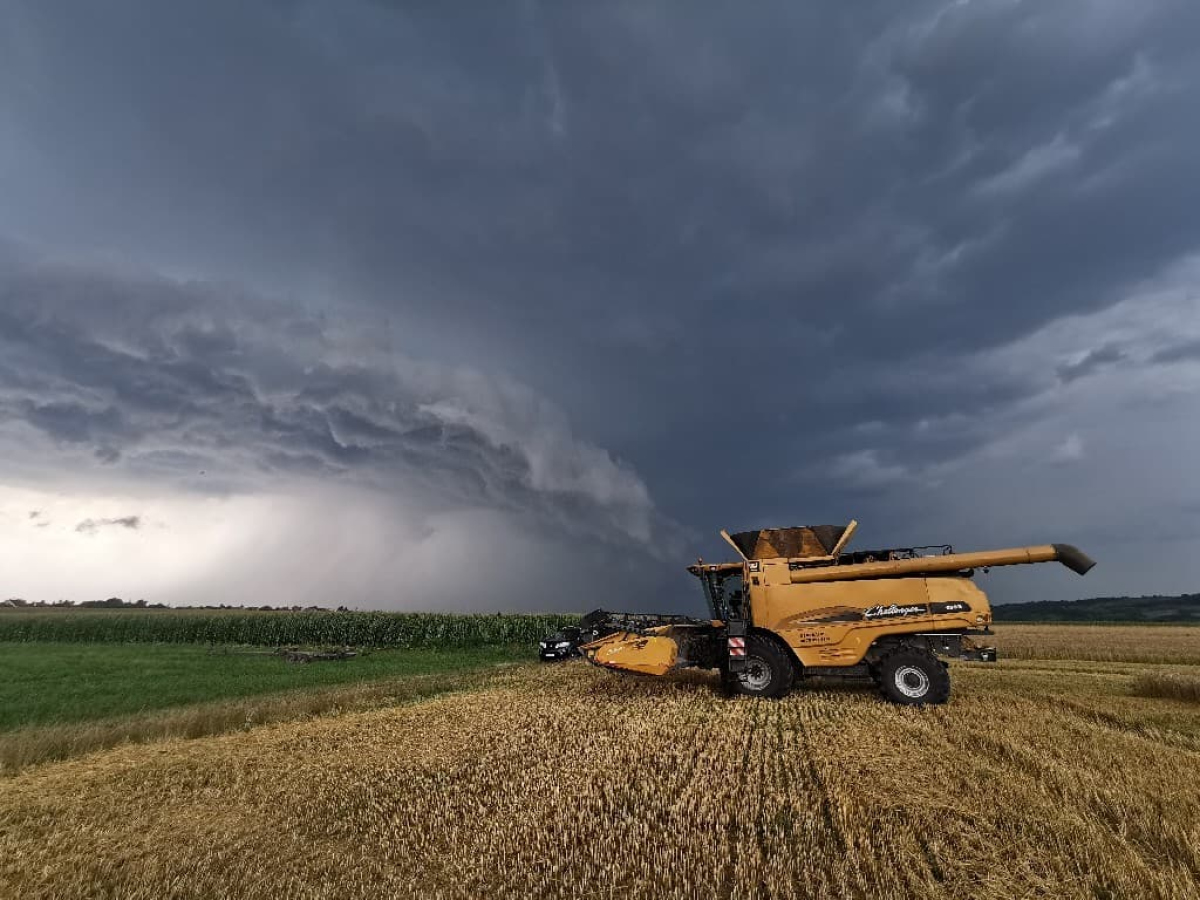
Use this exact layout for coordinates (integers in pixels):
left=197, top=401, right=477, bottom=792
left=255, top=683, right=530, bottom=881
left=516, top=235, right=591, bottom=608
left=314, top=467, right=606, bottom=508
left=539, top=642, right=548, bottom=648
left=556, top=641, right=571, bottom=649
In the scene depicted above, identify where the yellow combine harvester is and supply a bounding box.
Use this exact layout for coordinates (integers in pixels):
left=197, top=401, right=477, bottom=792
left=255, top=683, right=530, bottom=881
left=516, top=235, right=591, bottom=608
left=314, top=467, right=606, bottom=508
left=580, top=521, right=1094, bottom=705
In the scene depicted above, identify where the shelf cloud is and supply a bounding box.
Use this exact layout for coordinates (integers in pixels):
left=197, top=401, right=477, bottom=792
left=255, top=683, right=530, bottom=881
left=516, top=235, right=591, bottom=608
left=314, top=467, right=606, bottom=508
left=3, top=0, right=1200, bottom=607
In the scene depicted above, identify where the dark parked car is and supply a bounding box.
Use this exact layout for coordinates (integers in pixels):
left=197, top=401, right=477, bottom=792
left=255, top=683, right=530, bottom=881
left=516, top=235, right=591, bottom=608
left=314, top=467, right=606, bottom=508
left=539, top=625, right=588, bottom=660
left=539, top=612, right=624, bottom=661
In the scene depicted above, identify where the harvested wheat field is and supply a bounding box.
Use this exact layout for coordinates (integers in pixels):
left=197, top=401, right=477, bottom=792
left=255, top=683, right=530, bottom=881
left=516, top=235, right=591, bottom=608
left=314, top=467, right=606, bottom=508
left=3, top=631, right=1200, bottom=900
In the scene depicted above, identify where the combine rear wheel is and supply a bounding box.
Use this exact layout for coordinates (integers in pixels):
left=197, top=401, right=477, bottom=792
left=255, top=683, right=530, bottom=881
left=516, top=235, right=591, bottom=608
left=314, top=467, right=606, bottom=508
left=725, top=635, right=794, bottom=699
left=878, top=649, right=950, bottom=706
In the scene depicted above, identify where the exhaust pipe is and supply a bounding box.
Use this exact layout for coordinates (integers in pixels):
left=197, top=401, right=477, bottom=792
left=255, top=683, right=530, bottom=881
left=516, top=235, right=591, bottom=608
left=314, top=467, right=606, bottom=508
left=789, top=543, right=1096, bottom=584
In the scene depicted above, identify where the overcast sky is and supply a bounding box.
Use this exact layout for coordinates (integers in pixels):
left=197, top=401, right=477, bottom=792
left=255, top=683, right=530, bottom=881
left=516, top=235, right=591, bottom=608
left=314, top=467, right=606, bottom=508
left=3, top=0, right=1199, bottom=611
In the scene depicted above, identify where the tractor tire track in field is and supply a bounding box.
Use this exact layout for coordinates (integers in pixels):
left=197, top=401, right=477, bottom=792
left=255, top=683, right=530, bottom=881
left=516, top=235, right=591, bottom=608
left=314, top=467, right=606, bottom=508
left=716, top=695, right=756, bottom=900
left=789, top=698, right=860, bottom=898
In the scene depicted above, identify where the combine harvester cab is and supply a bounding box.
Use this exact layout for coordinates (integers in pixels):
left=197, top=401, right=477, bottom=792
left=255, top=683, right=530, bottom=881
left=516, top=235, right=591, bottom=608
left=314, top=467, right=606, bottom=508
left=581, top=521, right=1094, bottom=705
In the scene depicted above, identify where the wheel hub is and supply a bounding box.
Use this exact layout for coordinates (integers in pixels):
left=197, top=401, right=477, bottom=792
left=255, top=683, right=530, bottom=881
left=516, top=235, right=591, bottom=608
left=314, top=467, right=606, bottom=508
left=739, top=657, right=773, bottom=692
left=894, top=665, right=930, bottom=698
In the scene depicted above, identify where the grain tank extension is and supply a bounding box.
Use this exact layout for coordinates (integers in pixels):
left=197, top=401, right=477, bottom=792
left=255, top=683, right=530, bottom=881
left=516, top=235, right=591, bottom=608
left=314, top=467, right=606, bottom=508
left=580, top=521, right=1094, bottom=705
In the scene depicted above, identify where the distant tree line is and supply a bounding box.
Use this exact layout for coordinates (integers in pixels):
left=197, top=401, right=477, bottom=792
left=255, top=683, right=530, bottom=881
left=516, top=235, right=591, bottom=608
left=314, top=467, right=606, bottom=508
left=993, top=593, right=1200, bottom=623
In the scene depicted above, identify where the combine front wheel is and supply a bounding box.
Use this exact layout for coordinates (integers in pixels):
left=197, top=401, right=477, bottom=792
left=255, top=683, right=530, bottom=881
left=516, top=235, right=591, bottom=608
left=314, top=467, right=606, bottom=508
left=725, top=635, right=794, bottom=699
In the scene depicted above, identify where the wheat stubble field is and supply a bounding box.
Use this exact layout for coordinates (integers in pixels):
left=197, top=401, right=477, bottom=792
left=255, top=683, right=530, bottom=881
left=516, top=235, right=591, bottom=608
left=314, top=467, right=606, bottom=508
left=2, top=626, right=1199, bottom=900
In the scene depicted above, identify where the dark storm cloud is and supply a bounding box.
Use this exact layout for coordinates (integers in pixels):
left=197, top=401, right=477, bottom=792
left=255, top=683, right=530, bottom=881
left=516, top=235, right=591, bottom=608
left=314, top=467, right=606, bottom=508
left=1057, top=344, right=1126, bottom=384
left=17, top=400, right=127, bottom=447
left=75, top=515, right=141, bottom=535
left=2, top=1, right=1200, bottom=602
left=0, top=252, right=664, bottom=551
left=6, top=1, right=1200, bottom=505
left=1151, top=338, right=1200, bottom=365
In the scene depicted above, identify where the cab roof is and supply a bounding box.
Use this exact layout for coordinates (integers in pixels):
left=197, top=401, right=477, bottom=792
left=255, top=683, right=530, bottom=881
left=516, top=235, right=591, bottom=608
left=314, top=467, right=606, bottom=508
left=687, top=562, right=744, bottom=576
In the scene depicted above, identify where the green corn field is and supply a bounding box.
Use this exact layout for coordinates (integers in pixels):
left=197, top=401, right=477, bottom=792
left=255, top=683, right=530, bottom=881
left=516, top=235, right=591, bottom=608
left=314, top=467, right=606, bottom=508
left=0, top=609, right=580, bottom=648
